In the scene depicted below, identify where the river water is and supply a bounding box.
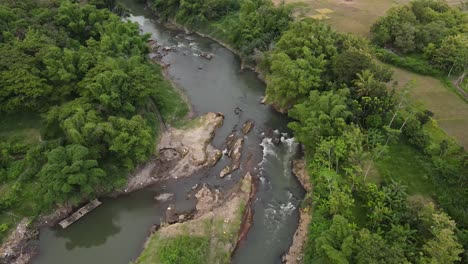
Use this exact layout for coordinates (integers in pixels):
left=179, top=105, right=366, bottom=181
left=31, top=2, right=304, bottom=263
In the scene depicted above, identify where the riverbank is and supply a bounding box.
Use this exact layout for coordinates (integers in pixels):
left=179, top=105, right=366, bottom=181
left=0, top=112, right=224, bottom=264
left=133, top=172, right=255, bottom=264
left=282, top=160, right=312, bottom=264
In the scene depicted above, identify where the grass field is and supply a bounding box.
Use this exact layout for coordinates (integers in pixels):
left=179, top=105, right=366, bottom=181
left=374, top=140, right=435, bottom=196
left=391, top=66, right=468, bottom=149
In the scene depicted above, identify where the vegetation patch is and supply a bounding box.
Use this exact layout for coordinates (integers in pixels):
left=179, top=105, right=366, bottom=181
left=135, top=234, right=210, bottom=264
left=0, top=0, right=188, bottom=244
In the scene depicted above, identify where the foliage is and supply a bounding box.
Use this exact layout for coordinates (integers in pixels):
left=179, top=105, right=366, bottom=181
left=371, top=0, right=467, bottom=75
left=0, top=0, right=187, bottom=223
left=40, top=145, right=106, bottom=205
left=137, top=235, right=210, bottom=264
left=288, top=89, right=351, bottom=151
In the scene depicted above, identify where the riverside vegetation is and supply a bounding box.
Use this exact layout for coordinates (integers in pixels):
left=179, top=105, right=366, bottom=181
left=0, top=0, right=188, bottom=243
left=150, top=0, right=467, bottom=263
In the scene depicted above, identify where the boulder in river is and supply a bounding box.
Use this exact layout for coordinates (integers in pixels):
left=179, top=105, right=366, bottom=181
left=206, top=149, right=222, bottom=167
left=229, top=138, right=244, bottom=171
left=220, top=165, right=231, bottom=178
left=226, top=132, right=237, bottom=151
left=200, top=52, right=213, bottom=60
left=242, top=120, right=254, bottom=134
left=282, top=159, right=313, bottom=264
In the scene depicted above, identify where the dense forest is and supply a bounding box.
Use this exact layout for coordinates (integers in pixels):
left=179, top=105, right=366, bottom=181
left=0, top=0, right=187, bottom=240
left=151, top=0, right=467, bottom=263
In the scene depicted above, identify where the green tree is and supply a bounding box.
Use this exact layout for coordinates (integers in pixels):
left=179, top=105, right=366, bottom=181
left=266, top=49, right=324, bottom=109
left=105, top=115, right=155, bottom=170
left=288, top=89, right=351, bottom=151
left=425, top=34, right=468, bottom=76
left=40, top=144, right=106, bottom=205
left=314, top=215, right=355, bottom=264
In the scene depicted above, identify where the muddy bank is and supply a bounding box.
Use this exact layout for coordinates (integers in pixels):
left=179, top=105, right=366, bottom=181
left=282, top=159, right=312, bottom=264
left=134, top=172, right=254, bottom=263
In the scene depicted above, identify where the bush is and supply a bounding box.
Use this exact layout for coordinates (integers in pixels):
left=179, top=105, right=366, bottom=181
left=375, top=48, right=441, bottom=76
left=403, top=118, right=430, bottom=151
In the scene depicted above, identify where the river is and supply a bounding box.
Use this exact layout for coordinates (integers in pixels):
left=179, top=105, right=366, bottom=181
left=31, top=1, right=305, bottom=263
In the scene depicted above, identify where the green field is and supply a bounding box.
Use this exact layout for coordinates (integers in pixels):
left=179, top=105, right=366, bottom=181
left=391, top=66, right=468, bottom=149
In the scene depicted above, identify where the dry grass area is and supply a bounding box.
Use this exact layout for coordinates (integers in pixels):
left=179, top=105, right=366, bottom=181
left=391, top=66, right=468, bottom=149
left=280, top=0, right=410, bottom=36
left=280, top=0, right=462, bottom=36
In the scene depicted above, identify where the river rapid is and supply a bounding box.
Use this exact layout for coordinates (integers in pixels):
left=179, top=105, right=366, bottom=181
left=31, top=2, right=305, bottom=263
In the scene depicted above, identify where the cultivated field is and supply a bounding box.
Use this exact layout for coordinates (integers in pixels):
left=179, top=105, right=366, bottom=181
left=391, top=66, right=468, bottom=149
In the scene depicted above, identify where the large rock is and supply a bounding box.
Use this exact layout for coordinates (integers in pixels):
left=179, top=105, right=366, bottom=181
left=220, top=165, right=231, bottom=178
left=282, top=159, right=313, bottom=264
left=219, top=137, right=244, bottom=178
left=282, top=208, right=312, bottom=264
left=292, top=160, right=312, bottom=192
left=242, top=120, right=254, bottom=134
left=229, top=138, right=243, bottom=171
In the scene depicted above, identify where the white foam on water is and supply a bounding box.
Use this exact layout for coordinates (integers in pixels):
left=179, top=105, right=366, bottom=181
left=260, top=137, right=277, bottom=160
left=127, top=15, right=146, bottom=27
left=279, top=202, right=296, bottom=216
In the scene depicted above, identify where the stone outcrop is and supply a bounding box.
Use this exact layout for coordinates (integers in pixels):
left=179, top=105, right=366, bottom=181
left=220, top=133, right=244, bottom=178
left=242, top=120, right=254, bottom=134
left=124, top=112, right=224, bottom=192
